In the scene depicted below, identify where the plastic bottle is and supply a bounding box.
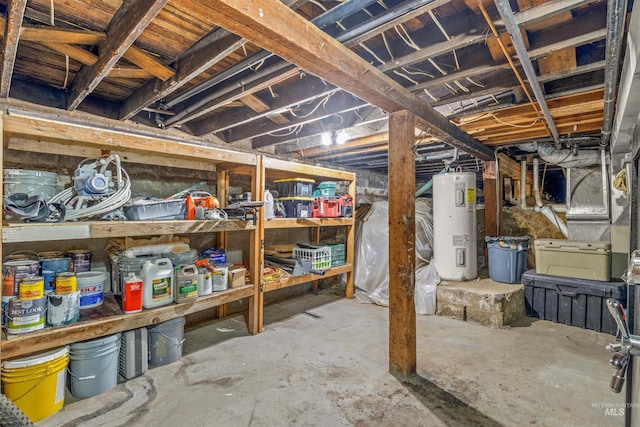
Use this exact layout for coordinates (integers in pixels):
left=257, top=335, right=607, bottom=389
left=174, top=264, right=198, bottom=303
left=264, top=190, right=275, bottom=220
left=122, top=273, right=143, bottom=314
left=140, top=258, right=174, bottom=309
left=197, top=267, right=212, bottom=296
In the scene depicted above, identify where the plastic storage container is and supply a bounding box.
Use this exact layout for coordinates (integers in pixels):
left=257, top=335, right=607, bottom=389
left=534, top=239, right=611, bottom=281
left=521, top=270, right=625, bottom=335
left=274, top=178, right=315, bottom=197
left=278, top=197, right=314, bottom=218
left=77, top=271, right=106, bottom=309
left=124, top=199, right=186, bottom=220
left=147, top=317, right=185, bottom=366
left=312, top=181, right=337, bottom=197
left=174, top=264, right=198, bottom=303
left=119, top=328, right=148, bottom=380
left=486, top=236, right=530, bottom=284
left=4, top=169, right=58, bottom=202
left=1, top=346, right=69, bottom=422
left=68, top=333, right=121, bottom=398
left=311, top=197, right=341, bottom=218
left=293, top=246, right=332, bottom=270
left=140, top=258, right=174, bottom=309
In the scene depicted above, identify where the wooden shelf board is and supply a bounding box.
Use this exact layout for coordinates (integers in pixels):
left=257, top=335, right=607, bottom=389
left=263, top=263, right=352, bottom=293
left=264, top=217, right=354, bottom=229
left=2, top=219, right=255, bottom=242
left=263, top=157, right=355, bottom=182
left=1, top=284, right=255, bottom=359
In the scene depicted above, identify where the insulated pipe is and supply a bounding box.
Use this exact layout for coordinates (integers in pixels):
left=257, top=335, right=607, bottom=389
left=533, top=157, right=542, bottom=208
left=601, top=0, right=628, bottom=146
left=520, top=158, right=527, bottom=209
left=537, top=143, right=600, bottom=168
left=493, top=0, right=561, bottom=146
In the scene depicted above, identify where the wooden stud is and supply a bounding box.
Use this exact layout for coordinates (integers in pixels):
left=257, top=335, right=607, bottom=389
left=216, top=169, right=230, bottom=320
left=345, top=178, right=356, bottom=299
left=241, top=94, right=290, bottom=126
left=388, top=110, right=416, bottom=376
left=122, top=46, right=175, bottom=81
left=67, top=0, right=169, bottom=110
left=108, top=67, right=154, bottom=79
left=483, top=161, right=499, bottom=238
left=40, top=42, right=98, bottom=66
left=250, top=156, right=265, bottom=334
left=0, top=0, right=27, bottom=97
left=20, top=27, right=105, bottom=44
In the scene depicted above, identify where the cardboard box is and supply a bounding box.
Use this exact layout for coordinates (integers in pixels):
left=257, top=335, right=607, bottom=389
left=228, top=268, right=246, bottom=288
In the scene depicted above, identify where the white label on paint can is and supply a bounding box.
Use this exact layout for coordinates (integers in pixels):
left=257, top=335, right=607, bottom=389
left=55, top=369, right=65, bottom=404
left=13, top=313, right=40, bottom=325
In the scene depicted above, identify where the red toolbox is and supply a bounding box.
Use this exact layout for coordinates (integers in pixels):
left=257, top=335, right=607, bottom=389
left=312, top=197, right=340, bottom=218
left=338, top=195, right=353, bottom=218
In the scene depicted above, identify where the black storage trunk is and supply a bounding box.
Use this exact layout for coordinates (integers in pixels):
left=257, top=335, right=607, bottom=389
left=521, top=270, right=626, bottom=335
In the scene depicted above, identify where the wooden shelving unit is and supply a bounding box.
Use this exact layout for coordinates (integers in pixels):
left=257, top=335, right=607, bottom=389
left=0, top=110, right=262, bottom=360
left=0, top=109, right=357, bottom=358
left=259, top=157, right=356, bottom=332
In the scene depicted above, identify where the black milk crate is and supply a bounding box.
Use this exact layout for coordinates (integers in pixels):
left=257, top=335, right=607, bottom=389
left=521, top=270, right=625, bottom=335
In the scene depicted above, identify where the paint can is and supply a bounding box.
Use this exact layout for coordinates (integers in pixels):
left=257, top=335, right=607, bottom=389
left=40, top=257, right=72, bottom=293
left=3, top=259, right=40, bottom=296
left=47, top=292, right=80, bottom=326
left=37, top=251, right=64, bottom=260
left=122, top=273, right=143, bottom=314
left=67, top=250, right=92, bottom=273
left=19, top=276, right=45, bottom=300
left=77, top=271, right=106, bottom=309
left=1, top=295, right=12, bottom=326
left=6, top=297, right=46, bottom=334
left=55, top=272, right=77, bottom=294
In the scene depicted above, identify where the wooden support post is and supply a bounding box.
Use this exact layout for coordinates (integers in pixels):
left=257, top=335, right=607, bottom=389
left=250, top=156, right=265, bottom=334
left=345, top=178, right=356, bottom=299
left=216, top=170, right=230, bottom=319
left=483, top=161, right=499, bottom=238
left=388, top=110, right=416, bottom=376
left=0, top=112, right=4, bottom=363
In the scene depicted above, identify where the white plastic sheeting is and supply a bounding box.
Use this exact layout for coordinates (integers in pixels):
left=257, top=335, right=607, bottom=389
left=354, top=200, right=439, bottom=314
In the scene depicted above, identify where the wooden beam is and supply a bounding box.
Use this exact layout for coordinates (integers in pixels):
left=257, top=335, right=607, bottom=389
left=194, top=75, right=337, bottom=135
left=108, top=66, right=154, bottom=79
left=236, top=92, right=367, bottom=145
left=67, top=0, right=168, bottom=111
left=483, top=161, right=499, bottom=237
left=201, top=0, right=493, bottom=160
left=240, top=94, right=289, bottom=125
left=122, top=46, right=175, bottom=81
left=0, top=0, right=27, bottom=97
left=388, top=110, right=416, bottom=376
left=20, top=26, right=105, bottom=44
left=120, top=32, right=246, bottom=120
left=40, top=42, right=98, bottom=66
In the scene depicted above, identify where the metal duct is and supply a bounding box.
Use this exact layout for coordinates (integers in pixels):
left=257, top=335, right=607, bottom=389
left=537, top=143, right=600, bottom=168
left=601, top=0, right=628, bottom=146
left=493, top=0, right=561, bottom=146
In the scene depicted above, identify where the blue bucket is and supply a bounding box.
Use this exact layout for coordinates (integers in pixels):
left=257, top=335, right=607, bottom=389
left=40, top=257, right=71, bottom=293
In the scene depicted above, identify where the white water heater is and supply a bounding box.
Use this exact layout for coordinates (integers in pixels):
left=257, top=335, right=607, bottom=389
left=433, top=172, right=477, bottom=281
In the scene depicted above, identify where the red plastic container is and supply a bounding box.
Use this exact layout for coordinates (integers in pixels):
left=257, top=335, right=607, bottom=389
left=312, top=197, right=340, bottom=218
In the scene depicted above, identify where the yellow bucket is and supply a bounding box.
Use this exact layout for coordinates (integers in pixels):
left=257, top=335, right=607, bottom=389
left=1, top=346, right=69, bottom=422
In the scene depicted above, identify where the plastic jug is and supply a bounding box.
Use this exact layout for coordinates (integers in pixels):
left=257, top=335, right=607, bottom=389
left=264, top=190, right=275, bottom=220
left=140, top=258, right=174, bottom=309
left=174, top=264, right=198, bottom=303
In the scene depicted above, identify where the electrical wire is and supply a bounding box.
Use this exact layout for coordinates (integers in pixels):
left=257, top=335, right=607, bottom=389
left=267, top=123, right=303, bottom=137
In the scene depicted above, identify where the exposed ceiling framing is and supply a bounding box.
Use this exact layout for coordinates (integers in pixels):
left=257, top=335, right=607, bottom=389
left=0, top=0, right=628, bottom=181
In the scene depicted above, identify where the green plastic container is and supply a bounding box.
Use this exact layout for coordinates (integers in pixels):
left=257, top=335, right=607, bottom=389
left=312, top=181, right=337, bottom=197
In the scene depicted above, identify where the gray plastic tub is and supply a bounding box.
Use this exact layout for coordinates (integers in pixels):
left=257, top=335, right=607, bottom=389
left=486, top=236, right=530, bottom=284
left=4, top=169, right=57, bottom=201
left=68, top=333, right=121, bottom=399
left=147, top=317, right=185, bottom=366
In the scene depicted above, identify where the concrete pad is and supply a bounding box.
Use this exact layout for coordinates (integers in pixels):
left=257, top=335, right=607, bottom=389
left=436, top=278, right=525, bottom=327
left=40, top=296, right=623, bottom=427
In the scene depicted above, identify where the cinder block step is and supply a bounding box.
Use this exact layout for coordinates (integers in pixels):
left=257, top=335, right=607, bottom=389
left=436, top=278, right=525, bottom=328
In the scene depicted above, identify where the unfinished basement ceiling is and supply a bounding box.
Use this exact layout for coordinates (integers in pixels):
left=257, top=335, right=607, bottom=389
left=0, top=0, right=622, bottom=181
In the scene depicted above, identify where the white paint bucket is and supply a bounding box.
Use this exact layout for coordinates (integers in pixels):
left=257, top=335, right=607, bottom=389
left=77, top=271, right=106, bottom=309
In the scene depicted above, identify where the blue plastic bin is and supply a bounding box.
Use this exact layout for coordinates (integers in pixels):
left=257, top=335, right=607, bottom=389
left=485, top=236, right=530, bottom=284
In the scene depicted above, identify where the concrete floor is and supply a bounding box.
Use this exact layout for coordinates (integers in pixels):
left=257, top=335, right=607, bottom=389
left=40, top=294, right=624, bottom=427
